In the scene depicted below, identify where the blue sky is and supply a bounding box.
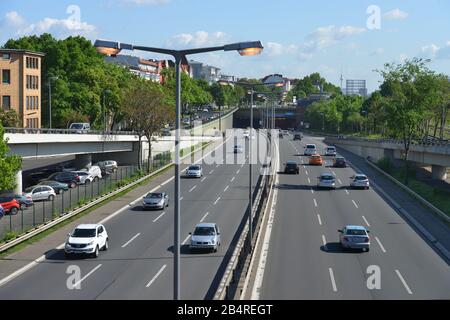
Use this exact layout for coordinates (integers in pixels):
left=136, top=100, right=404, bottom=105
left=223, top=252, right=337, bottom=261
left=1, top=0, right=449, bottom=92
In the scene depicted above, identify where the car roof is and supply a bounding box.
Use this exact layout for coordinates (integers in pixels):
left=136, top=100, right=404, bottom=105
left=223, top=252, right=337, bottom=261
left=306, top=144, right=316, bottom=146
left=355, top=173, right=367, bottom=177
left=286, top=161, right=297, bottom=164
left=320, top=173, right=334, bottom=177
left=75, top=224, right=101, bottom=229
left=345, top=225, right=367, bottom=231
left=195, top=222, right=216, bottom=228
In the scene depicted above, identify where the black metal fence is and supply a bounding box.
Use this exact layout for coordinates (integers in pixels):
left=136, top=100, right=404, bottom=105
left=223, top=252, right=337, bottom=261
left=0, top=153, right=172, bottom=242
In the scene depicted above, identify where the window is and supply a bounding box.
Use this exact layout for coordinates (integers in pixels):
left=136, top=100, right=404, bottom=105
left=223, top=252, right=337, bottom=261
left=2, top=70, right=10, bottom=84
left=2, top=96, right=11, bottom=109
left=2, top=53, right=11, bottom=60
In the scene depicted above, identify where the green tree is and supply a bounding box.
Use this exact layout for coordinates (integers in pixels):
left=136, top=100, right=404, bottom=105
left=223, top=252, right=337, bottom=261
left=0, top=124, right=22, bottom=191
left=0, top=109, right=21, bottom=127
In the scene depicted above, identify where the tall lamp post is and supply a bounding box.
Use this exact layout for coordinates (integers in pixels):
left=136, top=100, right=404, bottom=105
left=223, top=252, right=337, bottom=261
left=48, top=76, right=58, bottom=129
left=95, top=39, right=263, bottom=300
left=103, top=89, right=111, bottom=132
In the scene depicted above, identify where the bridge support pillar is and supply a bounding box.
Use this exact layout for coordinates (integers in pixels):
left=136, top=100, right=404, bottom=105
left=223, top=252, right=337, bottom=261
left=74, top=154, right=92, bottom=169
left=15, top=170, right=22, bottom=194
left=431, top=165, right=448, bottom=181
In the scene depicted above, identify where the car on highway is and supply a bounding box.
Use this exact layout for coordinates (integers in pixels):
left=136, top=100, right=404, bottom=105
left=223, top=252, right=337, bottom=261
left=293, top=133, right=302, bottom=141
left=284, top=161, right=299, bottom=174
left=309, top=154, right=323, bottom=166
left=325, top=146, right=337, bottom=156
left=234, top=145, right=244, bottom=153
left=338, top=225, right=370, bottom=252
left=72, top=171, right=94, bottom=184
left=24, top=185, right=56, bottom=202
left=142, top=192, right=169, bottom=210
left=45, top=171, right=80, bottom=188
left=304, top=144, right=317, bottom=156
left=65, top=224, right=109, bottom=258
left=69, top=122, right=90, bottom=134
left=37, top=180, right=69, bottom=194
left=317, top=173, right=336, bottom=189
left=189, top=222, right=221, bottom=252
left=185, top=165, right=203, bottom=178
left=333, top=156, right=347, bottom=168
left=350, top=174, right=370, bottom=189
left=0, top=196, right=21, bottom=215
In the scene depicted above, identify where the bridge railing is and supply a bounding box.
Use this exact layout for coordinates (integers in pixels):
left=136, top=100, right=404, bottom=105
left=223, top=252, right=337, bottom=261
left=3, top=127, right=138, bottom=136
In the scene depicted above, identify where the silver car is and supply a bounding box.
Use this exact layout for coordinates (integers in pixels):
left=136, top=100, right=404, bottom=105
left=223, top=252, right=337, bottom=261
left=142, top=192, right=169, bottom=210
left=189, top=223, right=221, bottom=252
left=325, top=146, right=337, bottom=156
left=185, top=165, right=203, bottom=178
left=350, top=174, right=370, bottom=189
left=304, top=144, right=317, bottom=156
left=338, top=225, right=370, bottom=252
left=317, top=173, right=336, bottom=189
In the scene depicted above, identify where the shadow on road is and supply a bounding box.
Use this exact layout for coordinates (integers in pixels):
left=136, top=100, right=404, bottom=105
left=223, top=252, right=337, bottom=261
left=321, top=242, right=363, bottom=254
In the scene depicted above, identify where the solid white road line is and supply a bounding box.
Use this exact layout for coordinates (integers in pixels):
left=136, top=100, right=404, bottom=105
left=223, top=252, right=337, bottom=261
left=201, top=177, right=206, bottom=182
left=307, top=177, right=311, bottom=184
left=313, top=199, right=318, bottom=207
left=322, top=234, right=327, bottom=247
left=395, top=270, right=413, bottom=294
left=72, top=264, right=102, bottom=289
left=200, top=212, right=209, bottom=223
left=345, top=189, right=350, bottom=195
left=230, top=177, right=235, bottom=182
left=362, top=216, right=370, bottom=227
left=189, top=185, right=197, bottom=192
left=146, top=264, right=167, bottom=288
left=329, top=268, right=338, bottom=292
left=352, top=200, right=359, bottom=209
left=152, top=211, right=166, bottom=223
left=121, top=233, right=141, bottom=248
left=224, top=185, right=229, bottom=192
left=317, top=214, right=322, bottom=226
left=375, top=236, right=387, bottom=253
left=214, top=197, right=221, bottom=205
left=182, top=235, right=191, bottom=245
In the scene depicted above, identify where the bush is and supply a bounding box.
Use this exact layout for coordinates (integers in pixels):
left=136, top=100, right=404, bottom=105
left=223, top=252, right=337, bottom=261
left=3, top=232, right=18, bottom=242
left=377, top=156, right=393, bottom=174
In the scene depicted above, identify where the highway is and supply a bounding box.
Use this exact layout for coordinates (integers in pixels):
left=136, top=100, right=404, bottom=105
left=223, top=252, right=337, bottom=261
left=0, top=139, right=261, bottom=299
left=257, top=133, right=450, bottom=299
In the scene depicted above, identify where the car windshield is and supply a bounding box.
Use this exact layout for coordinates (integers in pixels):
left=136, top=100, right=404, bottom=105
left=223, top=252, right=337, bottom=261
left=189, top=166, right=200, bottom=170
left=336, top=158, right=345, bottom=161
left=286, top=163, right=297, bottom=167
left=146, top=193, right=163, bottom=198
left=193, top=227, right=215, bottom=236
left=72, top=228, right=96, bottom=238
left=321, top=175, right=334, bottom=180
left=327, top=148, right=335, bottom=151
left=70, top=124, right=84, bottom=129
left=346, top=229, right=367, bottom=236
left=307, top=145, right=315, bottom=149
left=356, top=176, right=367, bottom=181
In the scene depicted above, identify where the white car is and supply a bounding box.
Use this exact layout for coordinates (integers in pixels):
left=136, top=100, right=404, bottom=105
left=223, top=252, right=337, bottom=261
left=338, top=225, right=370, bottom=252
left=317, top=173, right=336, bottom=189
left=350, top=174, right=370, bottom=189
left=304, top=144, right=317, bottom=156
left=65, top=224, right=109, bottom=258
left=72, top=171, right=94, bottom=184
left=325, top=146, right=337, bottom=156
left=189, top=223, right=221, bottom=252
left=185, top=165, right=203, bottom=178
left=81, top=165, right=102, bottom=181
left=24, top=185, right=56, bottom=201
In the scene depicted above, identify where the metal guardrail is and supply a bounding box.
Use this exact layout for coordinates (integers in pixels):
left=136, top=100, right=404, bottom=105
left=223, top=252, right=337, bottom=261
left=4, top=127, right=138, bottom=136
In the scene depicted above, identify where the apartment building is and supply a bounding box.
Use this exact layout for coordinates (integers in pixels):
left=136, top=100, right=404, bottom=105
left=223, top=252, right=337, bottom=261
left=0, top=49, right=45, bottom=128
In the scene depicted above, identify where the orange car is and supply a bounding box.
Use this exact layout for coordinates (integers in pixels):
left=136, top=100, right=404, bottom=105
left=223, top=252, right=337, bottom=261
left=309, top=154, right=323, bottom=166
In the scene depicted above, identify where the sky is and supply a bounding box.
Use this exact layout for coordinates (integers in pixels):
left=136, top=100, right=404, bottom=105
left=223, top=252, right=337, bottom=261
left=1, top=0, right=449, bottom=93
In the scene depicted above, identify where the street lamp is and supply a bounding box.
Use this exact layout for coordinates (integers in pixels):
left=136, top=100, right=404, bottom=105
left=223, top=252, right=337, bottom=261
left=48, top=76, right=58, bottom=129
left=95, top=38, right=263, bottom=300
left=320, top=112, right=325, bottom=132
left=103, top=89, right=111, bottom=132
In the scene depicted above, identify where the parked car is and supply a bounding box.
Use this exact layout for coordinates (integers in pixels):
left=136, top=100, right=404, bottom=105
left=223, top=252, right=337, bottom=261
left=350, top=174, right=370, bottom=189
left=95, top=161, right=118, bottom=173
left=338, top=225, right=370, bottom=252
left=65, top=224, right=109, bottom=258
left=24, top=185, right=56, bottom=202
left=45, top=172, right=80, bottom=188
left=69, top=122, right=90, bottom=133
left=0, top=196, right=21, bottom=215
left=304, top=144, right=317, bottom=156
left=333, top=156, right=347, bottom=168
left=72, top=171, right=94, bottom=184
left=0, top=192, right=33, bottom=209
left=37, top=180, right=69, bottom=194
left=0, top=205, right=4, bottom=219
left=82, top=166, right=102, bottom=181
left=185, top=165, right=203, bottom=178
left=317, top=173, right=336, bottom=189
left=142, top=192, right=169, bottom=210
left=284, top=161, right=299, bottom=174
left=189, top=223, right=221, bottom=252
left=325, top=146, right=337, bottom=156
left=309, top=154, right=323, bottom=166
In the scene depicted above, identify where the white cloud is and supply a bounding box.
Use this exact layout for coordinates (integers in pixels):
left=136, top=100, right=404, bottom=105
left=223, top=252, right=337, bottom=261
left=421, top=42, right=450, bottom=60
left=383, top=9, right=408, bottom=20
left=371, top=48, right=385, bottom=56
left=167, top=30, right=229, bottom=48
left=265, top=42, right=297, bottom=57
left=4, top=11, right=26, bottom=27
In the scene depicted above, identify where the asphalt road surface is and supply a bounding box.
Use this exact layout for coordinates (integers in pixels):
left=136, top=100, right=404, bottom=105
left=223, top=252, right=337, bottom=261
left=258, top=133, right=450, bottom=299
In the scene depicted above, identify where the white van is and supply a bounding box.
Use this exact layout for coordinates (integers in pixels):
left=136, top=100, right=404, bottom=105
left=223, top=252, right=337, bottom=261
left=69, top=123, right=90, bottom=133
left=81, top=165, right=102, bottom=181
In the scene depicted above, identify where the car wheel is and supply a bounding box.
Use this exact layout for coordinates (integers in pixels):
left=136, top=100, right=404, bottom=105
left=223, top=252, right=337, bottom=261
left=93, top=246, right=99, bottom=258
left=94, top=177, right=99, bottom=182
left=85, top=179, right=90, bottom=184
left=10, top=207, right=18, bottom=215
left=48, top=195, right=55, bottom=201
left=103, top=239, right=109, bottom=251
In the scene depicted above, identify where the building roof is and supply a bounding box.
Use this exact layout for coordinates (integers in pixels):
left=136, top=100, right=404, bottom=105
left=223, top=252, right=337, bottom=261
left=0, top=48, right=45, bottom=57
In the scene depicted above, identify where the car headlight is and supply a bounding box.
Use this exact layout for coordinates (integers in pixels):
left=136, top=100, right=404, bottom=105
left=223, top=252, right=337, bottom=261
left=87, top=241, right=94, bottom=247
left=211, top=240, right=216, bottom=245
